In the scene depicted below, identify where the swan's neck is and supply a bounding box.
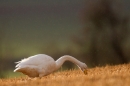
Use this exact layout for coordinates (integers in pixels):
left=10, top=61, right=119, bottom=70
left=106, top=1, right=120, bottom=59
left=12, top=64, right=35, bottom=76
left=55, top=55, right=83, bottom=70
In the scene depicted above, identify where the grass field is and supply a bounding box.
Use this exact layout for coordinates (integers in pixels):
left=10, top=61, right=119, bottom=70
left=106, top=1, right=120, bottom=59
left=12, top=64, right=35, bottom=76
left=0, top=63, right=130, bottom=86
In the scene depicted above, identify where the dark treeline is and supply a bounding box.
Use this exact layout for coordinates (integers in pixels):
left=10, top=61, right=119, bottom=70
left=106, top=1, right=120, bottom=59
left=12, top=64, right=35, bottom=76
left=73, top=0, right=130, bottom=67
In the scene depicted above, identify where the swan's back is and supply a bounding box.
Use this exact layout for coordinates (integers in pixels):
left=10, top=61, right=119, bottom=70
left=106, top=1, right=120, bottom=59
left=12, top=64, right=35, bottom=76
left=14, top=54, right=56, bottom=77
left=16, top=54, right=54, bottom=66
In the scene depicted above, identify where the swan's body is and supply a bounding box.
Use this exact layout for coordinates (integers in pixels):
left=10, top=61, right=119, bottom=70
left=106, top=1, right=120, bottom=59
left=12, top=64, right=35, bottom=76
left=14, top=54, right=87, bottom=78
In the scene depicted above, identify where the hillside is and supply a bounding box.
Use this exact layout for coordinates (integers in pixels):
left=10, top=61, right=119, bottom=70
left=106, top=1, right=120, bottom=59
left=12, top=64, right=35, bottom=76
left=0, top=63, right=130, bottom=86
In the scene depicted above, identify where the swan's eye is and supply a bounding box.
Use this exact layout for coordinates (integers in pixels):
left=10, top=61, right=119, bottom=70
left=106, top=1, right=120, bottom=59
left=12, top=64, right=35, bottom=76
left=83, top=69, right=87, bottom=75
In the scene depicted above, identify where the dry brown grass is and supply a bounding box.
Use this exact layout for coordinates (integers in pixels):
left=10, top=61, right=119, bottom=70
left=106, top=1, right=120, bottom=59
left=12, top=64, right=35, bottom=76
left=0, top=63, right=130, bottom=86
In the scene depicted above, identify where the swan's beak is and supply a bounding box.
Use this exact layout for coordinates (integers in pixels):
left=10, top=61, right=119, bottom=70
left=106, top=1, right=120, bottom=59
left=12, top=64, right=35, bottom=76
left=83, top=69, right=87, bottom=75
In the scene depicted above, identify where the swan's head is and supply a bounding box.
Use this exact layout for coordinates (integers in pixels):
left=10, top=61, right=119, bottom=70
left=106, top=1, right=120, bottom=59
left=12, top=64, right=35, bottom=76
left=79, top=63, right=88, bottom=75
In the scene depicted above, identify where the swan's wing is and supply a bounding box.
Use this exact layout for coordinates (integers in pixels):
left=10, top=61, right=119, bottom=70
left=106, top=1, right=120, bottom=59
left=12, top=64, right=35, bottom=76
left=15, top=58, right=30, bottom=68
left=15, top=54, right=55, bottom=69
left=16, top=54, right=55, bottom=66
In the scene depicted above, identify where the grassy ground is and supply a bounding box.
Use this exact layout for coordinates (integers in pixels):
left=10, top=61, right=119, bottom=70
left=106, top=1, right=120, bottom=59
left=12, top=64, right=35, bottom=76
left=0, top=63, right=130, bottom=86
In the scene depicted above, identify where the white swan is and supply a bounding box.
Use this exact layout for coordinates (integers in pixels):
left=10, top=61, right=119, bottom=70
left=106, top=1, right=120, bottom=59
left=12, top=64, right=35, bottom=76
left=14, top=54, right=87, bottom=78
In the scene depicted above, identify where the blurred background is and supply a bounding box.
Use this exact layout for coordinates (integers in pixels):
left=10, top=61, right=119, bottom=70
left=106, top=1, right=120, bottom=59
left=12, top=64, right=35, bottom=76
left=0, top=0, right=130, bottom=78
